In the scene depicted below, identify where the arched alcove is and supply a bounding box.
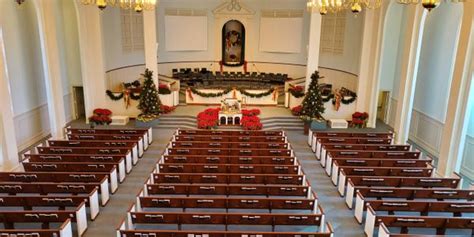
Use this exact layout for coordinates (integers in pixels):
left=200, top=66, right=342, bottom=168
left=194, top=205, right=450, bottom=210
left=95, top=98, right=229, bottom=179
left=222, top=20, right=245, bottom=66
left=0, top=0, right=50, bottom=150
left=410, top=2, right=463, bottom=156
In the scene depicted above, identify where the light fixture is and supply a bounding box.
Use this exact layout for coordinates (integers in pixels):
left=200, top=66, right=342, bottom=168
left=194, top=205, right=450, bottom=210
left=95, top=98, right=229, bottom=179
left=307, top=0, right=381, bottom=15
left=397, top=0, right=464, bottom=12
left=81, top=0, right=157, bottom=12
left=15, top=0, right=26, bottom=5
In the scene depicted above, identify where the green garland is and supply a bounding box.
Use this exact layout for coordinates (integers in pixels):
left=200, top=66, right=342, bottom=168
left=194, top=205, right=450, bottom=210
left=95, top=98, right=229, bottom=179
left=331, top=94, right=357, bottom=105
left=239, top=88, right=275, bottom=98
left=106, top=90, right=141, bottom=101
left=190, top=87, right=232, bottom=97
left=289, top=89, right=305, bottom=98
left=106, top=90, right=124, bottom=101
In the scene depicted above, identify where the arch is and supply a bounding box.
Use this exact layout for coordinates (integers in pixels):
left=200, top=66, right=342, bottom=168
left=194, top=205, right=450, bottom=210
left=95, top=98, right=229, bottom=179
left=222, top=20, right=245, bottom=67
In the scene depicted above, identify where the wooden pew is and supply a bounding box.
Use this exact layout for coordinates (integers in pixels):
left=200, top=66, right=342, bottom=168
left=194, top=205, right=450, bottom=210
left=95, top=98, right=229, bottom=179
left=324, top=150, right=420, bottom=169
left=22, top=161, right=120, bottom=183
left=163, top=155, right=296, bottom=165
left=177, top=129, right=284, bottom=136
left=319, top=144, right=410, bottom=165
left=116, top=230, right=334, bottom=237
left=66, top=126, right=152, bottom=145
left=126, top=212, right=325, bottom=232
left=35, top=146, right=133, bottom=173
left=151, top=173, right=305, bottom=185
left=170, top=141, right=289, bottom=149
left=156, top=163, right=300, bottom=174
left=173, top=135, right=287, bottom=143
left=0, top=203, right=88, bottom=236
left=335, top=165, right=434, bottom=188
left=166, top=148, right=292, bottom=157
left=48, top=140, right=140, bottom=164
left=344, top=175, right=461, bottom=204
left=145, top=183, right=311, bottom=197
left=376, top=216, right=474, bottom=237
left=0, top=182, right=106, bottom=206
left=313, top=137, right=393, bottom=158
left=309, top=131, right=393, bottom=153
left=328, top=158, right=432, bottom=178
left=136, top=196, right=317, bottom=212
left=23, top=156, right=125, bottom=182
left=0, top=171, right=112, bottom=195
left=364, top=201, right=474, bottom=236
left=67, top=133, right=146, bottom=154
left=353, top=187, right=474, bottom=220
left=0, top=218, right=73, bottom=237
left=0, top=195, right=99, bottom=220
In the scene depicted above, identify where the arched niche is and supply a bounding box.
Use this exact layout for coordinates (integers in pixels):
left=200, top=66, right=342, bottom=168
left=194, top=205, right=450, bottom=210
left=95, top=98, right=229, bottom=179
left=222, top=20, right=246, bottom=67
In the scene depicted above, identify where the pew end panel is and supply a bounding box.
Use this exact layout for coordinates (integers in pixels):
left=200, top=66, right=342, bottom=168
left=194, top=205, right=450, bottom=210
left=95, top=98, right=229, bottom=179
left=364, top=205, right=377, bottom=237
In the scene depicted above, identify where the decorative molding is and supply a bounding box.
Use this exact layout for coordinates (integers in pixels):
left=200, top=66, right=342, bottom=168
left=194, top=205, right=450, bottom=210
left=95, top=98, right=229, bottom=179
left=461, top=134, right=474, bottom=180
left=213, top=0, right=255, bottom=17
left=13, top=104, right=51, bottom=151
left=409, top=109, right=444, bottom=157
left=64, top=93, right=74, bottom=123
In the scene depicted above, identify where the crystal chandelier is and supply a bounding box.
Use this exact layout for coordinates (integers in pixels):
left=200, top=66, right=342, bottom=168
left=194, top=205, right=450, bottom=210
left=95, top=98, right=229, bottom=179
left=307, top=0, right=382, bottom=15
left=397, top=0, right=465, bottom=12
left=80, top=0, right=157, bottom=12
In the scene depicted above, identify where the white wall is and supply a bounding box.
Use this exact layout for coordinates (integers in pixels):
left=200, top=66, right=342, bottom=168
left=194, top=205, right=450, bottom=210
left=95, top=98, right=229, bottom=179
left=413, top=3, right=463, bottom=123
left=0, top=1, right=51, bottom=150
left=319, top=13, right=364, bottom=75
left=102, top=7, right=145, bottom=71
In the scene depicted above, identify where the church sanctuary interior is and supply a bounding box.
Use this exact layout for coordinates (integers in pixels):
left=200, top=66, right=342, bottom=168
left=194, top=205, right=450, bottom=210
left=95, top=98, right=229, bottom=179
left=1, top=0, right=474, bottom=236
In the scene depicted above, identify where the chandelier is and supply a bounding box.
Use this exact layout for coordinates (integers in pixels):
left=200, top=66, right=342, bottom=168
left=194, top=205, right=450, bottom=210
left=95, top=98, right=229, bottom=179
left=80, top=0, right=157, bottom=12
left=397, top=0, right=465, bottom=12
left=307, top=0, right=382, bottom=15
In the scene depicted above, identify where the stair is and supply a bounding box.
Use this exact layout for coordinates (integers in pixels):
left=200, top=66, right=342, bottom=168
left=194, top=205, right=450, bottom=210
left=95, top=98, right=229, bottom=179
left=261, top=116, right=304, bottom=131
left=156, top=115, right=196, bottom=129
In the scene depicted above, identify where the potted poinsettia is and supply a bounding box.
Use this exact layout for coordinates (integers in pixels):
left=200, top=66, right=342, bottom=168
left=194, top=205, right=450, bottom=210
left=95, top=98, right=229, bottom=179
left=89, top=108, right=112, bottom=127
left=352, top=112, right=369, bottom=128
left=299, top=71, right=327, bottom=134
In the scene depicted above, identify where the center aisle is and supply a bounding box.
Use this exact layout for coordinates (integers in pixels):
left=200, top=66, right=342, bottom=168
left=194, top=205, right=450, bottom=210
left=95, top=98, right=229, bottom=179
left=285, top=130, right=365, bottom=237
left=83, top=128, right=176, bottom=237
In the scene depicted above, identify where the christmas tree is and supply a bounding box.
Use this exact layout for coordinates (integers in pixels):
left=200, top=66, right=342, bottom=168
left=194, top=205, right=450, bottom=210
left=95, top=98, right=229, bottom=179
left=137, top=69, right=161, bottom=122
left=300, top=71, right=325, bottom=121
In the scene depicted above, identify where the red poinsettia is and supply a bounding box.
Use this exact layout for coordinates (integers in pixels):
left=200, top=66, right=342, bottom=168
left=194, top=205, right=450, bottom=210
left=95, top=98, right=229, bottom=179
left=241, top=116, right=263, bottom=130
left=158, top=83, right=172, bottom=94
left=291, top=105, right=303, bottom=116
left=352, top=112, right=369, bottom=128
left=89, top=108, right=112, bottom=125
left=197, top=108, right=220, bottom=129
left=160, top=105, right=176, bottom=114
left=241, top=109, right=261, bottom=117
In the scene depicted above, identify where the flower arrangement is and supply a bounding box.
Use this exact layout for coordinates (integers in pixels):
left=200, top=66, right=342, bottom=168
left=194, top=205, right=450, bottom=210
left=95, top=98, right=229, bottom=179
left=158, top=83, right=172, bottom=95
left=89, top=108, right=112, bottom=125
left=288, top=85, right=305, bottom=98
left=197, top=108, right=220, bottom=129
left=291, top=105, right=303, bottom=116
left=241, top=115, right=263, bottom=130
left=160, top=105, right=176, bottom=114
left=241, top=109, right=261, bottom=117
left=352, top=112, right=369, bottom=128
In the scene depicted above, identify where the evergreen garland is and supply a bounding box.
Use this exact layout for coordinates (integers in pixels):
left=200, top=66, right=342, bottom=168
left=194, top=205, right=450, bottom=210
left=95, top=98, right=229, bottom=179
left=322, top=94, right=334, bottom=103
left=239, top=88, right=275, bottom=98
left=190, top=87, right=233, bottom=97
left=288, top=89, right=305, bottom=98
left=106, top=90, right=124, bottom=101
left=137, top=69, right=161, bottom=120
left=300, top=71, right=325, bottom=121
left=130, top=93, right=141, bottom=100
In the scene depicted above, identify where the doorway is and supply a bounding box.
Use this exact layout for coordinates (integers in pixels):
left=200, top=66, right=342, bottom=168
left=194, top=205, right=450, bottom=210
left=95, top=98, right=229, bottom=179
left=377, top=91, right=390, bottom=122
left=73, top=86, right=86, bottom=119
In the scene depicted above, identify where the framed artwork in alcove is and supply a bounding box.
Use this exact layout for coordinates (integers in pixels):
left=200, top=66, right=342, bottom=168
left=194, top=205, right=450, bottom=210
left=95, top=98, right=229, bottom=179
left=222, top=20, right=245, bottom=67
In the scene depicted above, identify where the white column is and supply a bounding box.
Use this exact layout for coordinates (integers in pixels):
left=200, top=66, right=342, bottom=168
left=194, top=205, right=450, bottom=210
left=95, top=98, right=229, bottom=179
left=0, top=29, right=19, bottom=171
left=35, top=1, right=67, bottom=139
left=393, top=5, right=425, bottom=144
left=437, top=3, right=474, bottom=177
left=305, top=12, right=322, bottom=92
left=356, top=8, right=385, bottom=128
left=143, top=10, right=159, bottom=87
left=75, top=2, right=107, bottom=120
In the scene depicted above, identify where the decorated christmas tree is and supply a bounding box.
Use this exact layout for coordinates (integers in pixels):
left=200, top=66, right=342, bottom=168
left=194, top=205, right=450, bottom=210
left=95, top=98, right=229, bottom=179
left=137, top=69, right=161, bottom=122
left=300, top=71, right=325, bottom=122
